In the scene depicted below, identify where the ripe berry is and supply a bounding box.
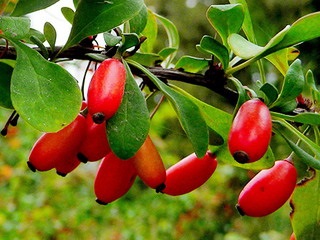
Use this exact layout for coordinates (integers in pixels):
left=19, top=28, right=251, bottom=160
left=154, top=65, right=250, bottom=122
left=236, top=160, right=297, bottom=217
left=27, top=114, right=86, bottom=173
left=87, top=58, right=126, bottom=124
left=94, top=152, right=137, bottom=205
left=77, top=115, right=111, bottom=163
left=55, top=156, right=81, bottom=177
left=228, top=98, right=272, bottom=163
left=131, top=135, right=166, bottom=190
left=159, top=151, right=218, bottom=196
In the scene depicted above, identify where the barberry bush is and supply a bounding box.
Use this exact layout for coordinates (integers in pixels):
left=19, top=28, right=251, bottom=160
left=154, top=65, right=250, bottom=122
left=1, top=0, right=320, bottom=239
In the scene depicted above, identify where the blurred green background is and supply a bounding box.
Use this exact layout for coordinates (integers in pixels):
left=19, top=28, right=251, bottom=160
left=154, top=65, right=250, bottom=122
left=1, top=0, right=320, bottom=239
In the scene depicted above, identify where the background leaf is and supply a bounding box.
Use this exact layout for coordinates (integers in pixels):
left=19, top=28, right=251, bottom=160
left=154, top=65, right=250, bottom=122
left=175, top=56, right=209, bottom=73
left=140, top=9, right=158, bottom=53
left=271, top=59, right=304, bottom=110
left=63, top=0, right=145, bottom=50
left=0, top=16, right=30, bottom=40
left=155, top=13, right=179, bottom=66
left=206, top=4, right=244, bottom=47
left=291, top=171, right=320, bottom=240
left=107, top=60, right=150, bottom=160
left=10, top=0, right=59, bottom=17
left=10, top=40, right=82, bottom=132
left=272, top=112, right=320, bottom=126
left=229, top=0, right=255, bottom=43
left=128, top=5, right=148, bottom=35
left=61, top=7, right=75, bottom=25
left=44, top=22, right=57, bottom=53
left=198, top=35, right=229, bottom=69
left=273, top=12, right=320, bottom=51
left=259, top=82, right=279, bottom=105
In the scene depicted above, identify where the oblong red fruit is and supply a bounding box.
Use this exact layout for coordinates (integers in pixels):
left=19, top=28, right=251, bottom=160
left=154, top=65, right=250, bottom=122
left=28, top=114, right=86, bottom=172
left=77, top=115, right=111, bottom=162
left=132, top=135, right=166, bottom=189
left=55, top=156, right=81, bottom=177
left=228, top=98, right=272, bottom=163
left=160, top=151, right=218, bottom=196
left=94, top=152, right=137, bottom=205
left=236, top=160, right=297, bottom=217
left=87, top=58, right=126, bottom=123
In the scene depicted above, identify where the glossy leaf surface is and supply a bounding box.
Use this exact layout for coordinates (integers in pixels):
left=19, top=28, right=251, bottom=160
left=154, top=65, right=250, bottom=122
left=10, top=40, right=82, bottom=132
left=127, top=60, right=208, bottom=158
left=107, top=60, right=150, bottom=160
left=206, top=4, right=244, bottom=47
left=10, top=0, right=59, bottom=16
left=64, top=0, right=145, bottom=50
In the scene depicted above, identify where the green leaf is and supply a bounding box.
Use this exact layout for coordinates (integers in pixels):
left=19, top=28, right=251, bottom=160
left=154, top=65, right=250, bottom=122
left=107, top=60, right=150, bottom=159
left=9, top=40, right=82, bottom=132
left=118, top=33, right=140, bottom=54
left=228, top=76, right=250, bottom=115
left=127, top=60, right=208, bottom=158
left=63, top=0, right=145, bottom=50
left=229, top=0, right=256, bottom=43
left=140, top=9, right=158, bottom=53
left=103, top=32, right=122, bottom=47
left=126, top=52, right=162, bottom=67
left=198, top=35, right=229, bottom=69
left=274, top=12, right=320, bottom=51
left=158, top=48, right=177, bottom=60
left=175, top=56, right=209, bottom=73
left=44, top=22, right=57, bottom=53
left=304, top=70, right=320, bottom=109
left=271, top=59, right=304, bottom=110
left=30, top=35, right=49, bottom=59
left=228, top=25, right=291, bottom=60
left=271, top=112, right=320, bottom=126
left=276, top=130, right=320, bottom=170
left=155, top=13, right=179, bottom=65
left=128, top=5, right=148, bottom=35
left=0, top=16, right=30, bottom=40
left=273, top=119, right=320, bottom=159
left=291, top=170, right=320, bottom=240
left=10, top=0, right=59, bottom=16
left=259, top=82, right=279, bottom=105
left=73, top=0, right=80, bottom=8
left=206, top=4, right=244, bottom=47
left=61, top=7, right=75, bottom=25
left=23, top=28, right=46, bottom=44
left=265, top=47, right=299, bottom=76
left=174, top=85, right=275, bottom=170
left=0, top=62, right=14, bottom=109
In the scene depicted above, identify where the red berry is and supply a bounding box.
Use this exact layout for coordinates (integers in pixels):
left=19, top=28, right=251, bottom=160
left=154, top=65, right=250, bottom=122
left=77, top=115, right=111, bottom=162
left=94, top=152, right=137, bottom=205
left=87, top=58, right=126, bottom=123
left=236, top=160, right=297, bottom=217
left=55, top=156, right=81, bottom=177
left=228, top=98, right=272, bottom=163
left=160, top=151, right=218, bottom=196
left=28, top=114, right=86, bottom=173
left=132, top=135, right=166, bottom=189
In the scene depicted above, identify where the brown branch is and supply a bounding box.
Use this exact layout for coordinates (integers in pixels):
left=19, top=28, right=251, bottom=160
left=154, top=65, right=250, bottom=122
left=0, top=45, right=238, bottom=103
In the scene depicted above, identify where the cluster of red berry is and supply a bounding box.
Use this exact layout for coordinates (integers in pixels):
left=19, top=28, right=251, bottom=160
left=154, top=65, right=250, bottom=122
left=27, top=58, right=218, bottom=205
left=228, top=99, right=297, bottom=217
